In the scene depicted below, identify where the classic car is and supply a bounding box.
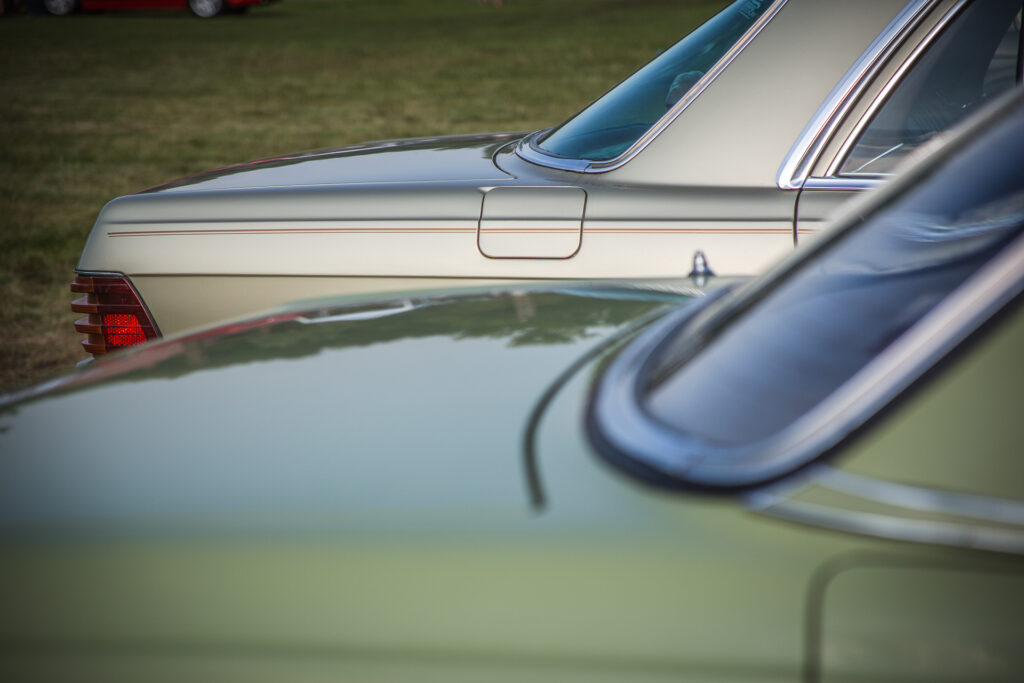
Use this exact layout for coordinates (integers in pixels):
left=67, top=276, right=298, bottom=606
left=5, top=90, right=1023, bottom=681
left=40, top=0, right=274, bottom=18
left=72, top=0, right=1023, bottom=357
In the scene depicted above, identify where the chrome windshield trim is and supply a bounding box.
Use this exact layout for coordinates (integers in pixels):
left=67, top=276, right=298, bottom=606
left=776, top=0, right=937, bottom=190
left=516, top=0, right=789, bottom=175
left=826, top=0, right=971, bottom=177
left=516, top=132, right=594, bottom=173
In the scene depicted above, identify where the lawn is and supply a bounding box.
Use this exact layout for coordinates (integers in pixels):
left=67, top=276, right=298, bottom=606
left=0, top=0, right=724, bottom=394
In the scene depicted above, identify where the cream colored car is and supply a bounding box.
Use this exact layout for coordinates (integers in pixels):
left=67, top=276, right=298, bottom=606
left=72, top=0, right=1024, bottom=355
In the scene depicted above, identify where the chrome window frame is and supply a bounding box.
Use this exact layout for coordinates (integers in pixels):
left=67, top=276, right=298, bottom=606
left=801, top=176, right=881, bottom=191
left=826, top=0, right=972, bottom=178
left=515, top=0, right=789, bottom=175
left=776, top=0, right=938, bottom=190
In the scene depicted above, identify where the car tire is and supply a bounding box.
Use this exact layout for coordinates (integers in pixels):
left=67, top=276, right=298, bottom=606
left=42, top=0, right=78, bottom=15
left=188, top=0, right=224, bottom=18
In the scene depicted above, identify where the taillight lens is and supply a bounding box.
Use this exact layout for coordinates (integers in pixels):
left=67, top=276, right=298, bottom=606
left=71, top=274, right=159, bottom=357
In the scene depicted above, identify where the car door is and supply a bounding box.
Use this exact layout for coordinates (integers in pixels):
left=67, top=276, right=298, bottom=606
left=798, top=297, right=1024, bottom=682
left=788, top=0, right=1024, bottom=239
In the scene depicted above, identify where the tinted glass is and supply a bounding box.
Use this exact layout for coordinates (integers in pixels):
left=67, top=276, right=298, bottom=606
left=644, top=102, right=1024, bottom=447
left=536, top=0, right=774, bottom=162
left=840, top=1, right=1022, bottom=176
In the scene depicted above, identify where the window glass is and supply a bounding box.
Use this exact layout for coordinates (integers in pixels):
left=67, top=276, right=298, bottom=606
left=535, top=0, right=774, bottom=162
left=643, top=103, right=1024, bottom=447
left=839, top=1, right=1022, bottom=176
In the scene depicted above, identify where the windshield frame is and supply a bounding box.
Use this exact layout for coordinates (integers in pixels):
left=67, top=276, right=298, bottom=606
left=515, top=0, right=789, bottom=174
left=587, top=91, right=1024, bottom=491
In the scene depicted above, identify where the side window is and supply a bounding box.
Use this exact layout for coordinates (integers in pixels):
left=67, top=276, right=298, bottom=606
left=839, top=0, right=1022, bottom=176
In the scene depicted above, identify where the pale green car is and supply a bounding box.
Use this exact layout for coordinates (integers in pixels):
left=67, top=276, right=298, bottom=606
left=71, top=0, right=1023, bottom=355
left=2, top=89, right=1022, bottom=680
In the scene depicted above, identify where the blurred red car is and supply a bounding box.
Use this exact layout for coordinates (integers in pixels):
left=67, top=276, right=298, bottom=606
left=42, top=0, right=275, bottom=18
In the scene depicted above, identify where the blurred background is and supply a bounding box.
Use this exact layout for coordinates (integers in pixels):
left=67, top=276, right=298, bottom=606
left=0, top=0, right=724, bottom=394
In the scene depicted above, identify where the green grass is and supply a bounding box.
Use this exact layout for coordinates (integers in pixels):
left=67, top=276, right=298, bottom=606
left=0, top=0, right=724, bottom=394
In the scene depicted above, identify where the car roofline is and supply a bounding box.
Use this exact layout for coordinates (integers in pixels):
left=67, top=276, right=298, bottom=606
left=515, top=0, right=789, bottom=174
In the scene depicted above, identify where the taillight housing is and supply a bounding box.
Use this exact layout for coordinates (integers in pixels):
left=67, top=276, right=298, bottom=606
left=71, top=274, right=159, bottom=357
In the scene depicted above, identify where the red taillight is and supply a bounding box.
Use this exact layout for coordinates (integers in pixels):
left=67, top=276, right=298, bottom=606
left=103, top=313, right=147, bottom=347
left=71, top=274, right=159, bottom=357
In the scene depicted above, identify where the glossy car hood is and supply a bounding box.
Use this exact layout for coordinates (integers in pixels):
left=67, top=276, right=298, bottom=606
left=0, top=283, right=702, bottom=537
left=145, top=132, right=522, bottom=193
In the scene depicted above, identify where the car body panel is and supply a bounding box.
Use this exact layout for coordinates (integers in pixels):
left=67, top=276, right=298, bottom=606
left=9, top=86, right=1024, bottom=674
left=77, top=0, right=1024, bottom=341
left=478, top=186, right=586, bottom=259
left=128, top=275, right=522, bottom=336
left=536, top=309, right=1024, bottom=681
left=80, top=131, right=795, bottom=331
left=145, top=134, right=518, bottom=193
left=604, top=0, right=903, bottom=189
left=828, top=296, right=1024, bottom=503
left=4, top=276, right=1023, bottom=680
left=1, top=286, right=700, bottom=532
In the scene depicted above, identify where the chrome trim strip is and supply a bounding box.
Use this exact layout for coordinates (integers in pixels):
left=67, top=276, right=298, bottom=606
left=749, top=464, right=1024, bottom=527
left=826, top=0, right=970, bottom=177
left=516, top=0, right=789, bottom=175
left=516, top=132, right=592, bottom=173
left=758, top=499, right=1024, bottom=555
left=74, top=269, right=126, bottom=277
left=801, top=176, right=882, bottom=191
left=776, top=0, right=937, bottom=190
left=816, top=467, right=1024, bottom=527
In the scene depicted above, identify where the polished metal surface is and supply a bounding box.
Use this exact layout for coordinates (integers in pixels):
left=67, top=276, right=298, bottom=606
left=747, top=463, right=1024, bottom=555
left=815, top=467, right=1024, bottom=526
left=755, top=497, right=1024, bottom=555
left=801, top=175, right=883, bottom=191
left=824, top=0, right=971, bottom=178
left=776, top=0, right=936, bottom=190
